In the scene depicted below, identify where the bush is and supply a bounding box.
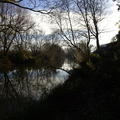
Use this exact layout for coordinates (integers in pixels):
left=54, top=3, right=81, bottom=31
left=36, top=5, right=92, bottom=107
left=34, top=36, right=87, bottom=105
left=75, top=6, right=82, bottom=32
left=9, top=50, right=34, bottom=65
left=0, top=56, right=13, bottom=72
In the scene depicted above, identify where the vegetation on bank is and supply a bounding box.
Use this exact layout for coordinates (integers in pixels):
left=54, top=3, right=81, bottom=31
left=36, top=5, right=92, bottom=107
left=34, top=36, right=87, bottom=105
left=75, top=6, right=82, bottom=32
left=0, top=43, right=65, bottom=71
left=0, top=40, right=119, bottom=120
left=22, top=41, right=120, bottom=120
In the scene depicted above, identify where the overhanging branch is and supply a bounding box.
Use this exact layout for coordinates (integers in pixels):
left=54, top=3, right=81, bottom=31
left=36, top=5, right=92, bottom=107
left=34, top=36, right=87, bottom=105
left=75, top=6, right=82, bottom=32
left=0, top=1, right=53, bottom=14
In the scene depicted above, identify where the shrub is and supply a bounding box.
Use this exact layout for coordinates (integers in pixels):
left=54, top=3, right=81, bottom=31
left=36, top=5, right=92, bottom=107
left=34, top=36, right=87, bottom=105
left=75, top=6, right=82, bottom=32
left=9, top=50, right=33, bottom=65
left=0, top=56, right=13, bottom=71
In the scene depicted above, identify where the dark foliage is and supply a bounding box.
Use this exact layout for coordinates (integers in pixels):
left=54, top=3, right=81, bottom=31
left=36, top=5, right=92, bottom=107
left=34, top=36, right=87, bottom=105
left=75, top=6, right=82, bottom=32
left=1, top=41, right=120, bottom=120
left=0, top=43, right=65, bottom=71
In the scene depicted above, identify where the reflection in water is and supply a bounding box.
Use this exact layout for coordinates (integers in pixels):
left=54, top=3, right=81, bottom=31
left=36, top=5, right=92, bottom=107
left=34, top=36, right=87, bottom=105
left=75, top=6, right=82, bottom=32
left=0, top=68, right=69, bottom=100
left=62, top=59, right=79, bottom=70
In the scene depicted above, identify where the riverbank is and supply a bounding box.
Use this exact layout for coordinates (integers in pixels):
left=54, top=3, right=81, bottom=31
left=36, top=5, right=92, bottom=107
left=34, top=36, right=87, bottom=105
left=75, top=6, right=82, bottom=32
left=1, top=41, right=120, bottom=120
left=22, top=41, right=120, bottom=120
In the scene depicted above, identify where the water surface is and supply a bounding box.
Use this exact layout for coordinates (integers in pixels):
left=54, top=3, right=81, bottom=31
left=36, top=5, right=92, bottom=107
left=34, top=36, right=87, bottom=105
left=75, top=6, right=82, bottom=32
left=0, top=68, right=69, bottom=100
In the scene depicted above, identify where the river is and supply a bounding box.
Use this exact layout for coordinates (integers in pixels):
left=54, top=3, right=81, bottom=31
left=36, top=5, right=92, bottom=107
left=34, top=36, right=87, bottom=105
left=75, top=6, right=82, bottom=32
left=0, top=61, right=76, bottom=100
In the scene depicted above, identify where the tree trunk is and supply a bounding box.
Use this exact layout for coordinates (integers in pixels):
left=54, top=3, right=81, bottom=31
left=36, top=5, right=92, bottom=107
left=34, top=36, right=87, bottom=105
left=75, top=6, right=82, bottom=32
left=96, top=33, right=100, bottom=49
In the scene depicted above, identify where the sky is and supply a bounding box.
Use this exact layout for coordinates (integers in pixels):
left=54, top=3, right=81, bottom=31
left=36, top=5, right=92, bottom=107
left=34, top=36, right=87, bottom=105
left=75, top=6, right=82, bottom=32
left=30, top=0, right=120, bottom=46
left=99, top=0, right=120, bottom=44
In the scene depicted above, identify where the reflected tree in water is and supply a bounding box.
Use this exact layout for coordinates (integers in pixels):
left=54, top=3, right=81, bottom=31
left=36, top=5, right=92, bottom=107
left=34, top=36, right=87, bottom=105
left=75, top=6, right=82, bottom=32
left=0, top=68, right=68, bottom=100
left=0, top=68, right=68, bottom=119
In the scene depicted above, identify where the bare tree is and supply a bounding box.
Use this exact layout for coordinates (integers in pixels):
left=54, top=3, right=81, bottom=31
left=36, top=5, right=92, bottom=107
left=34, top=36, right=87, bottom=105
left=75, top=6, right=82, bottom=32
left=49, top=0, right=92, bottom=63
left=50, top=0, right=106, bottom=50
left=87, top=0, right=106, bottom=49
left=75, top=0, right=92, bottom=48
left=75, top=0, right=106, bottom=49
left=0, top=4, right=34, bottom=55
left=50, top=3, right=80, bottom=48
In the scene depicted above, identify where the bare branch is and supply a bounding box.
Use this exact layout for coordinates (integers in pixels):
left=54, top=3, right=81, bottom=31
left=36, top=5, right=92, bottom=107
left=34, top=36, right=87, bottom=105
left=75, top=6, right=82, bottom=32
left=0, top=0, right=53, bottom=14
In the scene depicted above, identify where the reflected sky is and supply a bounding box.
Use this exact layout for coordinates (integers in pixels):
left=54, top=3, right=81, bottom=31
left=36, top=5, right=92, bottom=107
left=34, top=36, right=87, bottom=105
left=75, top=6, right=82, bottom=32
left=0, top=68, right=69, bottom=100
